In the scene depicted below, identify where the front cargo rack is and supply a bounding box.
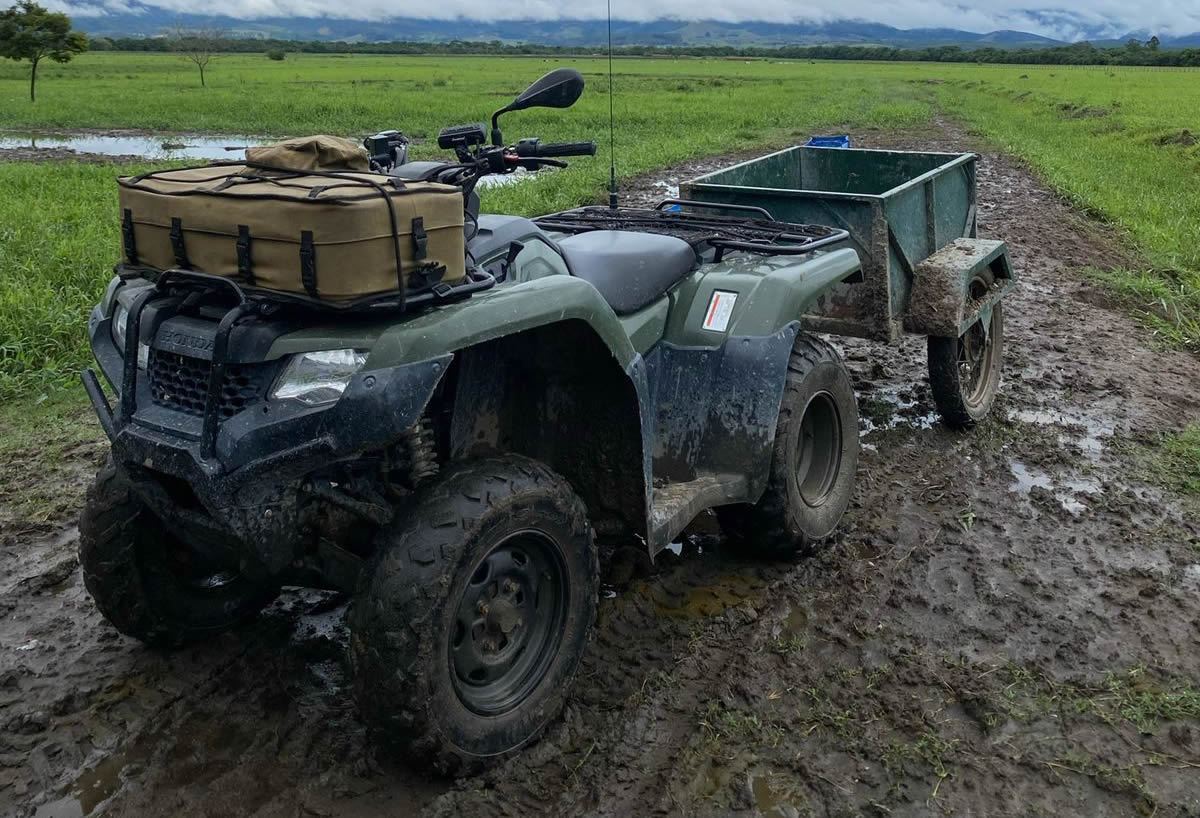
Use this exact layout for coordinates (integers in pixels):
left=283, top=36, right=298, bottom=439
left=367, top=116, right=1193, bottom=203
left=535, top=200, right=849, bottom=262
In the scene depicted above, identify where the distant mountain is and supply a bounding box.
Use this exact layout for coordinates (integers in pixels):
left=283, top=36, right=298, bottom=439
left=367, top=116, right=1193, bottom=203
left=73, top=9, right=1071, bottom=49
left=68, top=4, right=1196, bottom=51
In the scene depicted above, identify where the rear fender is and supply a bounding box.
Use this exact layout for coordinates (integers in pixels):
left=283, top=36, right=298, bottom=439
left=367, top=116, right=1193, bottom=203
left=662, top=248, right=862, bottom=347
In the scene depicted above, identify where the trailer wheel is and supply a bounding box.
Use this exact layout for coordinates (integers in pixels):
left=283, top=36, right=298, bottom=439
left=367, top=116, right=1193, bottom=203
left=928, top=269, right=1004, bottom=428
left=717, top=333, right=859, bottom=559
left=79, top=458, right=278, bottom=648
left=349, top=455, right=597, bottom=775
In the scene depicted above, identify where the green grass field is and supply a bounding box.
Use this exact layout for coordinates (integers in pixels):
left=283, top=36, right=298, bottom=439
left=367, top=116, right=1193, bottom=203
left=0, top=54, right=1197, bottom=392
left=0, top=54, right=936, bottom=398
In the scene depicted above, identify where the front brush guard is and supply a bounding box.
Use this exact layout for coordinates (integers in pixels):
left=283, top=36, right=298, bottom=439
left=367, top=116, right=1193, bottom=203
left=83, top=270, right=452, bottom=576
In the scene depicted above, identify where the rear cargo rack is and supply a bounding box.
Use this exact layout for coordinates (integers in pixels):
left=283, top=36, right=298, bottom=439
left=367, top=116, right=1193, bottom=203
left=535, top=201, right=848, bottom=262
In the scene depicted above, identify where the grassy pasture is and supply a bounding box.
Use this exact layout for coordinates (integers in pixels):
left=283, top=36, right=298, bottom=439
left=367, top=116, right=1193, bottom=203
left=0, top=54, right=1198, bottom=398
left=0, top=54, right=933, bottom=398
left=925, top=65, right=1200, bottom=348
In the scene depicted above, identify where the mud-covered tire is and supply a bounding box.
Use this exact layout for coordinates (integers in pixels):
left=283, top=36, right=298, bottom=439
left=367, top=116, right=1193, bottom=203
left=348, top=455, right=598, bottom=775
left=717, top=333, right=859, bottom=559
left=78, top=458, right=279, bottom=648
left=928, top=269, right=1005, bottom=428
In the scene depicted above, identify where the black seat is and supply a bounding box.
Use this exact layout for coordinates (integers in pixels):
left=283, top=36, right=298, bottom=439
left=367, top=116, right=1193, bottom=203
left=557, top=230, right=697, bottom=315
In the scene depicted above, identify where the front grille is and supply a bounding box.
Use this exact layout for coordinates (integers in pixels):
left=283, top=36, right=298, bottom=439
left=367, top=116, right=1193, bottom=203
left=147, top=349, right=269, bottom=419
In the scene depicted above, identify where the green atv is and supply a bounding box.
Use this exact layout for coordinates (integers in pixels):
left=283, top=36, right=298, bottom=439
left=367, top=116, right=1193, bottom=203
left=79, top=69, right=906, bottom=773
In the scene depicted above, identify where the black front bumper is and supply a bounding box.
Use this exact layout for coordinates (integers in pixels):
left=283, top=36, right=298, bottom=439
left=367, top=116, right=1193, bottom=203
left=85, top=288, right=450, bottom=577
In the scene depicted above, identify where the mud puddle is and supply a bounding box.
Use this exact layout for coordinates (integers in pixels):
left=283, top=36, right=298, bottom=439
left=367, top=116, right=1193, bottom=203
left=0, top=131, right=535, bottom=188
left=1008, top=459, right=1101, bottom=514
left=5, top=119, right=1200, bottom=817
left=0, top=131, right=270, bottom=162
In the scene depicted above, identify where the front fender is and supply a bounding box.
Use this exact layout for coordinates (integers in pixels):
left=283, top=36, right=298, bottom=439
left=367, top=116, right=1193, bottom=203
left=349, top=276, right=636, bottom=371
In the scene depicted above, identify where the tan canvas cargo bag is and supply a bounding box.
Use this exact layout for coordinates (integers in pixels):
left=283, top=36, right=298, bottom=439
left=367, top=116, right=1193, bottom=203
left=117, top=163, right=466, bottom=305
left=245, top=135, right=370, bottom=171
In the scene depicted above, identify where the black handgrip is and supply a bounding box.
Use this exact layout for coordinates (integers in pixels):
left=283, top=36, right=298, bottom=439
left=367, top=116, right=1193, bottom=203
left=517, top=139, right=597, bottom=158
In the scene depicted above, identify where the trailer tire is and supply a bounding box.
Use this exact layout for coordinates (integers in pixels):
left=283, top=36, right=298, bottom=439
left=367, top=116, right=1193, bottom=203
left=928, top=269, right=1004, bottom=428
left=79, top=458, right=278, bottom=648
left=718, top=333, right=858, bottom=559
left=349, top=455, right=597, bottom=775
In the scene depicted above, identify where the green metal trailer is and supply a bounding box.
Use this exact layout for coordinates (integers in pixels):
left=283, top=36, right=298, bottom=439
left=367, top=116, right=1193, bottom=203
left=680, top=146, right=1018, bottom=425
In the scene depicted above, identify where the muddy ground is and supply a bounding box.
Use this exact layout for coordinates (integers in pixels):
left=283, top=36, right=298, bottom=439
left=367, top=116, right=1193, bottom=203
left=3, top=121, right=1200, bottom=818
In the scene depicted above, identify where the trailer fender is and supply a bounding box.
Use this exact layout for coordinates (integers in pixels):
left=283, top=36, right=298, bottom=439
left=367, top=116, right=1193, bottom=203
left=903, top=238, right=1017, bottom=338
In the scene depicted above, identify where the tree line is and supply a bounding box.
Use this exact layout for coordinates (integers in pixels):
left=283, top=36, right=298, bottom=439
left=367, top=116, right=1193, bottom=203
left=86, top=34, right=1200, bottom=67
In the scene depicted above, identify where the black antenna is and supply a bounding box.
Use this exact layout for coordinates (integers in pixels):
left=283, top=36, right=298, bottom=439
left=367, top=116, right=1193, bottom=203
left=607, top=0, right=618, bottom=209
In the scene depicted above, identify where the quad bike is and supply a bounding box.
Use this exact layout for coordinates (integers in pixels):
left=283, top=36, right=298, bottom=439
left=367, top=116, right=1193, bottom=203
left=79, top=68, right=1010, bottom=773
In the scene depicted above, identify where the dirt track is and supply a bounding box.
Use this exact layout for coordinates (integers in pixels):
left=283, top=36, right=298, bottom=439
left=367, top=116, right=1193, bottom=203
left=3, top=121, right=1200, bottom=817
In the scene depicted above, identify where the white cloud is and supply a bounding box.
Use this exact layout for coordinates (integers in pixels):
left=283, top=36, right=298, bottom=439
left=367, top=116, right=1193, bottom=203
left=43, top=0, right=1200, bottom=39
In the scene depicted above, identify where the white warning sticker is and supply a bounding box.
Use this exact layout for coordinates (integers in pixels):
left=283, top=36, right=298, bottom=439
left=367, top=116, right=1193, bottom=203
left=702, top=290, right=738, bottom=332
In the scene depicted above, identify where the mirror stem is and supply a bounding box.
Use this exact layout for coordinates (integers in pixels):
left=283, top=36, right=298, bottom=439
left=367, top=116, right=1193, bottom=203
left=490, top=110, right=506, bottom=147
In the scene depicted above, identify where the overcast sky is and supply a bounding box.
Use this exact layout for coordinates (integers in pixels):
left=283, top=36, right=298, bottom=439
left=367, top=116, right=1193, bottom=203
left=49, top=1, right=1200, bottom=39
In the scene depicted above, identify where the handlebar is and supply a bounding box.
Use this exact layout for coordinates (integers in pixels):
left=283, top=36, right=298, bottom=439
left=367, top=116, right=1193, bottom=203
left=515, top=138, right=597, bottom=159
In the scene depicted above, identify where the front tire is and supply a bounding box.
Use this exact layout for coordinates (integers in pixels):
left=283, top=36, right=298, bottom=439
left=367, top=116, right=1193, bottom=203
left=718, top=333, right=859, bottom=559
left=349, top=455, right=598, bottom=775
left=78, top=458, right=278, bottom=647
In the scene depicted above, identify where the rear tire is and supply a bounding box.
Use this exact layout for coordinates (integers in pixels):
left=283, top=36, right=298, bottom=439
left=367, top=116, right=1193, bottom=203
left=348, top=455, right=598, bottom=775
left=78, top=458, right=278, bottom=648
left=927, top=269, right=1005, bottom=428
left=717, top=333, right=859, bottom=559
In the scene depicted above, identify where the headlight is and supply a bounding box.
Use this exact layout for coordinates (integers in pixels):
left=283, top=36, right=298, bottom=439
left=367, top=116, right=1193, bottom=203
left=111, top=302, right=129, bottom=349
left=271, top=349, right=368, bottom=406
left=110, top=297, right=148, bottom=369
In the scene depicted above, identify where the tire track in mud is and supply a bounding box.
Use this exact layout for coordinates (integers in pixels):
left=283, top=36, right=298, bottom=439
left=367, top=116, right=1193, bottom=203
left=4, top=119, right=1200, bottom=817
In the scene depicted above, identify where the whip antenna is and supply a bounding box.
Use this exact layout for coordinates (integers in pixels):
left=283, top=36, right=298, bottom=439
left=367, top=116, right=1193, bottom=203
left=607, top=0, right=618, bottom=209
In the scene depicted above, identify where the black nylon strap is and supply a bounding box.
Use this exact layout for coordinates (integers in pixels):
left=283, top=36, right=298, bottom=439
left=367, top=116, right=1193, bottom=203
left=236, top=225, right=254, bottom=284
left=169, top=217, right=190, bottom=268
left=411, top=216, right=428, bottom=261
left=299, top=231, right=317, bottom=296
left=121, top=208, right=138, bottom=264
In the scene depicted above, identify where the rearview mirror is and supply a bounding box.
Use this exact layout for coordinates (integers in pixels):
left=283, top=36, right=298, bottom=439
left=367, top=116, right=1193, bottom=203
left=507, top=68, right=585, bottom=112
left=490, top=68, right=586, bottom=146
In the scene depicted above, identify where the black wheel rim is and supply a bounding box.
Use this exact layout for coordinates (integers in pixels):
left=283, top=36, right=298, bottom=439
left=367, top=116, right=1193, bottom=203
left=449, top=529, right=569, bottom=716
left=796, top=391, right=842, bottom=507
left=957, top=275, right=1000, bottom=410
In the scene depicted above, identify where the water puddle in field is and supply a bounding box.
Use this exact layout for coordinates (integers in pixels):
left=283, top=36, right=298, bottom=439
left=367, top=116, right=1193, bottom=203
left=1183, top=564, right=1200, bottom=592
left=0, top=132, right=538, bottom=188
left=1008, top=407, right=1114, bottom=458
left=777, top=604, right=809, bottom=640
left=653, top=179, right=680, bottom=200
left=751, top=772, right=794, bottom=816
left=640, top=572, right=765, bottom=619
left=1008, top=459, right=1102, bottom=514
left=476, top=168, right=538, bottom=188
left=0, top=131, right=270, bottom=160
left=859, top=386, right=939, bottom=435
left=32, top=732, right=158, bottom=818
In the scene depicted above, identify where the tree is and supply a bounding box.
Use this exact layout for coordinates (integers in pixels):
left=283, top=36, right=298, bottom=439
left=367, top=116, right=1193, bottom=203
left=0, top=1, right=87, bottom=102
left=171, top=24, right=224, bottom=87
